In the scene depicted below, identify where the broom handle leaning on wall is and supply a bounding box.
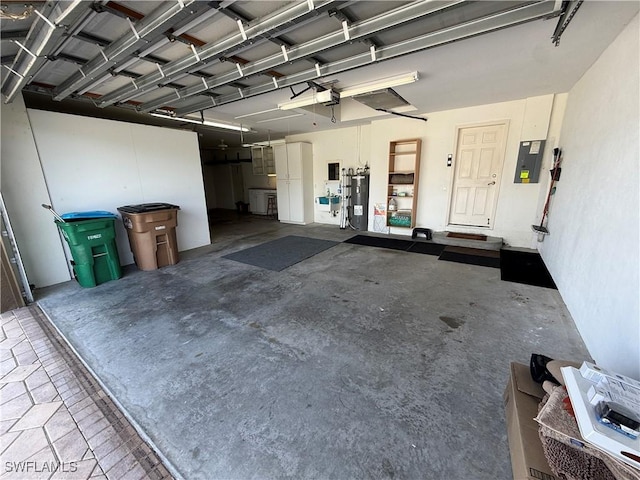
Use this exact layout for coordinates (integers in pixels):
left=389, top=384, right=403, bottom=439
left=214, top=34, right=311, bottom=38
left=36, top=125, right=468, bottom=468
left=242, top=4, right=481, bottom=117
left=41, top=204, right=65, bottom=223
left=538, top=148, right=562, bottom=229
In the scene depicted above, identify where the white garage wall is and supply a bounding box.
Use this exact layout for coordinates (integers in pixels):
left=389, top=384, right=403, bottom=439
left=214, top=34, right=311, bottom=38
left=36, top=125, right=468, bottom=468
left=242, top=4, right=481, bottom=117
left=540, top=14, right=640, bottom=378
left=0, top=95, right=70, bottom=287
left=287, top=125, right=372, bottom=226
left=290, top=95, right=564, bottom=247
left=24, top=110, right=210, bottom=283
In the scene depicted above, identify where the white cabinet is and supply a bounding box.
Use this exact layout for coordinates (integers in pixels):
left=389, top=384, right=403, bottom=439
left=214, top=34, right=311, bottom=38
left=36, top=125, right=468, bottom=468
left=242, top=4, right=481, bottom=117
left=264, top=147, right=275, bottom=175
left=275, top=142, right=313, bottom=225
left=251, top=146, right=275, bottom=175
left=249, top=189, right=265, bottom=214
left=248, top=189, right=276, bottom=215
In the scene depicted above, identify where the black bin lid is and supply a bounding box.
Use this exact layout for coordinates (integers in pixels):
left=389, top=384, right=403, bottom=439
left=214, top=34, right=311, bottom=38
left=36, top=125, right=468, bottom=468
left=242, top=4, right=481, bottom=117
left=117, top=203, right=180, bottom=214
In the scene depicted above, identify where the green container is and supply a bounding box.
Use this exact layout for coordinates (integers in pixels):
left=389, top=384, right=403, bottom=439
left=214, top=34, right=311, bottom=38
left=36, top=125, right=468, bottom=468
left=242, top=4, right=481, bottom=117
left=388, top=213, right=412, bottom=227
left=56, top=218, right=122, bottom=288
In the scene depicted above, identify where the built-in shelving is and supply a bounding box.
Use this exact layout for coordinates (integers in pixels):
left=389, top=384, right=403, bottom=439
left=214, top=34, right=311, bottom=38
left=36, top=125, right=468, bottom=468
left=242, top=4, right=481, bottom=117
left=386, top=139, right=421, bottom=228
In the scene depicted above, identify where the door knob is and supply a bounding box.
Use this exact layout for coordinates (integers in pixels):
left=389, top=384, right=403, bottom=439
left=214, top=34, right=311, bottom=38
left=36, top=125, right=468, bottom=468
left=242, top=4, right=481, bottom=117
left=487, top=181, right=496, bottom=185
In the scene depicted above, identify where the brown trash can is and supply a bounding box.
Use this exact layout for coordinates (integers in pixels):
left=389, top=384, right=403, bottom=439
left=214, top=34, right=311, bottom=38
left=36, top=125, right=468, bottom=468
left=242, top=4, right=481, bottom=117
left=117, top=203, right=180, bottom=271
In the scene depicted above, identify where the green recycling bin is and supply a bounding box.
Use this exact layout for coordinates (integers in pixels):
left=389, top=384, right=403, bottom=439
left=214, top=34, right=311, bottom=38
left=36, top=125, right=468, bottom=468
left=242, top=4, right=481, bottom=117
left=56, top=218, right=122, bottom=288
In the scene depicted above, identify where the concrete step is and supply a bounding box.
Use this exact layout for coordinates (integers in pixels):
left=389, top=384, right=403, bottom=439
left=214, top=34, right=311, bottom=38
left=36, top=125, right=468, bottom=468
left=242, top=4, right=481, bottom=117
left=431, top=231, right=503, bottom=251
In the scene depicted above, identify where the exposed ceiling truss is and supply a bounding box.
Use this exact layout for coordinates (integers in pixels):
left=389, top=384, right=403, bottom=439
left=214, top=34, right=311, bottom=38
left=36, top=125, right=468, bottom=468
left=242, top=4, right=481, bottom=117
left=2, top=0, right=575, bottom=125
left=94, top=0, right=341, bottom=107
left=173, top=1, right=563, bottom=116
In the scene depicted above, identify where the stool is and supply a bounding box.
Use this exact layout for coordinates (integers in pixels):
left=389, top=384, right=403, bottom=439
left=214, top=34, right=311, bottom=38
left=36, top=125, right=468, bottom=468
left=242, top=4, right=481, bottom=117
left=266, top=195, right=278, bottom=219
left=412, top=227, right=432, bottom=240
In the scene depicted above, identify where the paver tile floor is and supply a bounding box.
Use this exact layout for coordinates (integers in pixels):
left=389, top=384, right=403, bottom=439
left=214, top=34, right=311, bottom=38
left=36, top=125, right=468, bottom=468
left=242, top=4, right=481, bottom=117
left=0, top=306, right=174, bottom=480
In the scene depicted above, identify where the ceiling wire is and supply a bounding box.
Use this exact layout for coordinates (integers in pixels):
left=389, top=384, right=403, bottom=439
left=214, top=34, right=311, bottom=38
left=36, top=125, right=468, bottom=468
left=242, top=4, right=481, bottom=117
left=375, top=108, right=427, bottom=122
left=312, top=90, right=317, bottom=127
left=356, top=125, right=361, bottom=166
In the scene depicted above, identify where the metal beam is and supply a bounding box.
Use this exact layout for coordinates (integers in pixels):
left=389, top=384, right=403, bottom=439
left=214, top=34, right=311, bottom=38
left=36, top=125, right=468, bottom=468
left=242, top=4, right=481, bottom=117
left=551, top=0, right=583, bottom=46
left=169, top=31, right=206, bottom=47
left=218, top=4, right=253, bottom=24
left=94, top=1, right=145, bottom=21
left=0, top=30, right=30, bottom=42
left=73, top=31, right=111, bottom=47
left=138, top=0, right=463, bottom=113
left=2, top=1, right=91, bottom=104
left=95, top=0, right=337, bottom=108
left=68, top=0, right=214, bottom=96
left=54, top=52, right=88, bottom=65
left=1, top=55, right=17, bottom=65
left=174, top=1, right=562, bottom=116
left=52, top=0, right=198, bottom=101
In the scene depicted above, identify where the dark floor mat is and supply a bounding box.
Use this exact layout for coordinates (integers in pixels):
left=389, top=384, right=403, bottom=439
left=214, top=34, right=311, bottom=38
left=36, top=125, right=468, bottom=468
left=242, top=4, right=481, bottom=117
left=447, top=232, right=487, bottom=241
left=438, top=246, right=501, bottom=268
left=223, top=236, right=338, bottom=271
left=344, top=235, right=414, bottom=251
left=406, top=242, right=446, bottom=256
left=500, top=249, right=557, bottom=289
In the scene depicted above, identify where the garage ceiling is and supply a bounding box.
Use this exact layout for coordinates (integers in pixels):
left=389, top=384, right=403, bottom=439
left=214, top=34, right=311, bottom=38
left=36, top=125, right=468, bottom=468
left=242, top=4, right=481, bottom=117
left=2, top=1, right=638, bottom=148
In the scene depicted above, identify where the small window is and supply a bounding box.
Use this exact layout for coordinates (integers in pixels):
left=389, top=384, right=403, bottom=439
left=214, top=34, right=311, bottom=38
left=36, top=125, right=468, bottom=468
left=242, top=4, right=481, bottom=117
left=328, top=162, right=340, bottom=181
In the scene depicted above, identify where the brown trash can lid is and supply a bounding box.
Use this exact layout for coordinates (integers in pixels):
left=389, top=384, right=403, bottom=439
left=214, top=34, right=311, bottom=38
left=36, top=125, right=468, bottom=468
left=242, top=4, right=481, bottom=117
left=117, top=203, right=180, bottom=214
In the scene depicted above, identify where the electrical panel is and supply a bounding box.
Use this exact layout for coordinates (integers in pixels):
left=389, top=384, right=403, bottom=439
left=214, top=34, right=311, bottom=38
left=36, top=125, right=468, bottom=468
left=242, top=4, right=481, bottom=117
left=514, top=140, right=545, bottom=184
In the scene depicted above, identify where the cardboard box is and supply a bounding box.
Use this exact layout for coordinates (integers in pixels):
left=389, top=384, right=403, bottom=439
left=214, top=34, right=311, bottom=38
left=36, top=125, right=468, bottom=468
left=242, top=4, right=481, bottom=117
left=504, top=362, right=557, bottom=480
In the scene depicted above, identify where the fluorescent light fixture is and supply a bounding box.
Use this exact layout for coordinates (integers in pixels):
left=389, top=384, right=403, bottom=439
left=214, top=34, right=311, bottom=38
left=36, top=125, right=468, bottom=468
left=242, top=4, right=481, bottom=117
left=339, top=71, right=418, bottom=98
left=278, top=95, right=316, bottom=111
left=256, top=113, right=304, bottom=123
left=150, top=113, right=199, bottom=124
left=235, top=107, right=279, bottom=119
left=277, top=72, right=419, bottom=111
left=150, top=113, right=250, bottom=132
left=242, top=139, right=285, bottom=147
left=203, top=120, right=250, bottom=132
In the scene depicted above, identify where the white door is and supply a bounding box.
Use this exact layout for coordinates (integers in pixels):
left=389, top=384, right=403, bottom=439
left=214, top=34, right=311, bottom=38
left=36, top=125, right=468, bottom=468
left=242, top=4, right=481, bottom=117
left=449, top=123, right=507, bottom=228
left=249, top=190, right=259, bottom=213
left=276, top=179, right=290, bottom=221
left=286, top=144, right=302, bottom=180
left=274, top=145, right=288, bottom=179
left=287, top=179, right=304, bottom=222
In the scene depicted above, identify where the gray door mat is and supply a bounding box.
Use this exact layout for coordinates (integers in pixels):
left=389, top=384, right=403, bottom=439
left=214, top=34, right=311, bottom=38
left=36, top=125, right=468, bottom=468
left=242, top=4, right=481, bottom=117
left=222, top=235, right=338, bottom=271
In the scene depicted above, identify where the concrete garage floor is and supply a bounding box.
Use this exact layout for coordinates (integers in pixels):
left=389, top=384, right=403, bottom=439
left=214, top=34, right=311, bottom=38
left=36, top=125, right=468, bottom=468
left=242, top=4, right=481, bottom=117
left=36, top=218, right=590, bottom=480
